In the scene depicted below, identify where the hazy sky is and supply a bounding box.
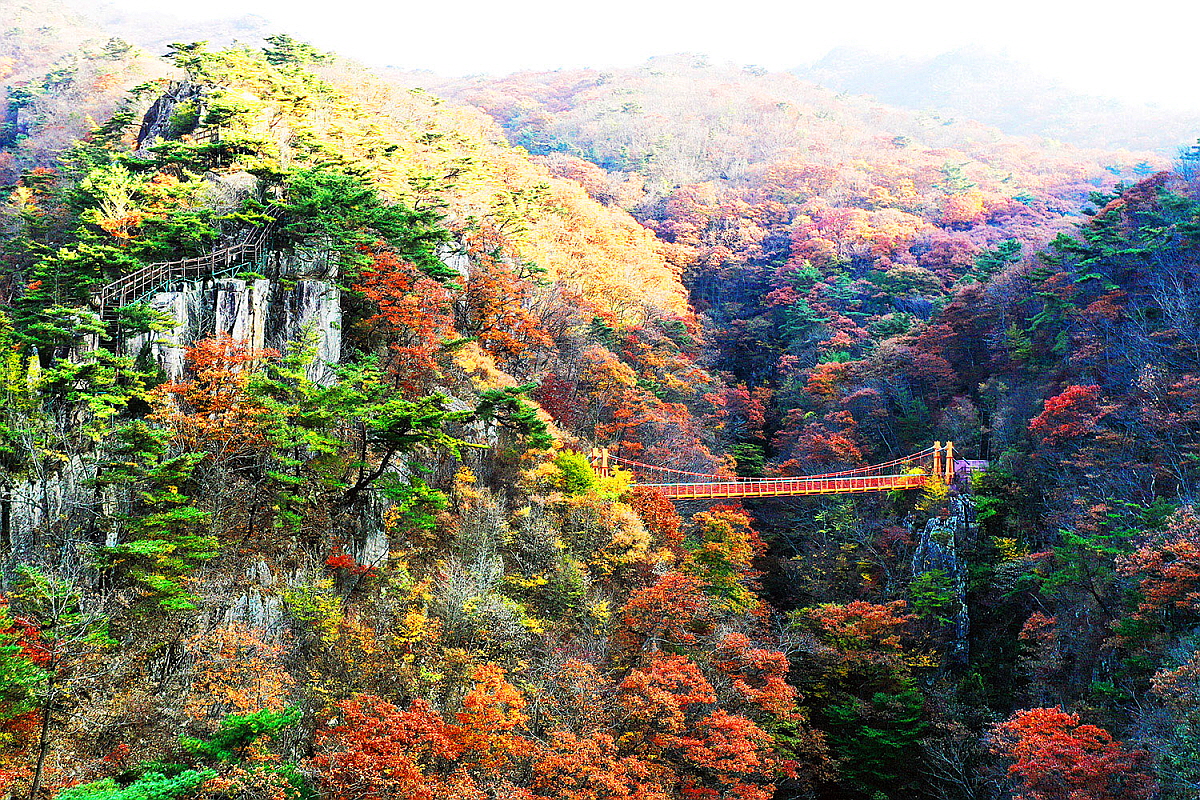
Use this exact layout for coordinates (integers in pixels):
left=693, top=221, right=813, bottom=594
left=88, top=0, right=1200, bottom=111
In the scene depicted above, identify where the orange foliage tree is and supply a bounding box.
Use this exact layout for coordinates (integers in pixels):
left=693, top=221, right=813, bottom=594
left=1116, top=506, right=1200, bottom=634
left=184, top=623, right=294, bottom=722
left=532, top=730, right=670, bottom=800
left=712, top=632, right=795, bottom=716
left=459, top=227, right=554, bottom=361
left=314, top=664, right=531, bottom=800
left=1028, top=385, right=1108, bottom=445
left=989, top=707, right=1156, bottom=800
left=352, top=247, right=455, bottom=391
left=612, top=571, right=713, bottom=660
left=150, top=334, right=277, bottom=461
left=628, top=487, right=683, bottom=550
left=617, top=653, right=780, bottom=800
left=315, top=693, right=482, bottom=800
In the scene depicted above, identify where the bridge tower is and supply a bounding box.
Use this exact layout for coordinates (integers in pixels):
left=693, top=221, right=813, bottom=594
left=933, top=441, right=955, bottom=485
left=589, top=447, right=610, bottom=479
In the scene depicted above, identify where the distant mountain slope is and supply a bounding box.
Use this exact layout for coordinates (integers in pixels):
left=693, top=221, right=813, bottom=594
left=64, top=0, right=275, bottom=53
left=0, top=0, right=172, bottom=180
left=416, top=55, right=1161, bottom=208
left=796, top=47, right=1200, bottom=154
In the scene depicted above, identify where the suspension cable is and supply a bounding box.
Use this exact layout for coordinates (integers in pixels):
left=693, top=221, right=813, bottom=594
left=606, top=446, right=938, bottom=484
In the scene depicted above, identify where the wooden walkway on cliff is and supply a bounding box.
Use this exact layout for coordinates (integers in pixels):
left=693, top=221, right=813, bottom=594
left=91, top=217, right=275, bottom=321
left=591, top=442, right=978, bottom=499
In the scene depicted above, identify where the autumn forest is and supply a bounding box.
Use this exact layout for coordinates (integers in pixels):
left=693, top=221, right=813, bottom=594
left=1, top=1, right=1200, bottom=798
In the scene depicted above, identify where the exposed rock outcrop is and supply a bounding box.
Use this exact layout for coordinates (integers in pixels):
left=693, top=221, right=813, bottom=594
left=124, top=272, right=342, bottom=384
left=911, top=495, right=974, bottom=666
left=136, top=81, right=206, bottom=153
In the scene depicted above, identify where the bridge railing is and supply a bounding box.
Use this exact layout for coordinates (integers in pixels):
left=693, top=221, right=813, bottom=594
left=641, top=472, right=928, bottom=499
left=605, top=445, right=942, bottom=483
left=590, top=442, right=962, bottom=499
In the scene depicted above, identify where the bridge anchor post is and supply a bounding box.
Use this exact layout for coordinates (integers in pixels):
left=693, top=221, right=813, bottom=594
left=587, top=447, right=611, bottom=479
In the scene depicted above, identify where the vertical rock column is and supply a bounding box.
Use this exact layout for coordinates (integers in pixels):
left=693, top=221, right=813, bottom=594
left=122, top=276, right=342, bottom=384
left=911, top=495, right=974, bottom=666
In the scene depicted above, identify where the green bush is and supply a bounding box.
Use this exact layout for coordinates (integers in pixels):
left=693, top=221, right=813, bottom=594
left=554, top=451, right=598, bottom=496
left=56, top=771, right=215, bottom=800
left=167, top=101, right=199, bottom=136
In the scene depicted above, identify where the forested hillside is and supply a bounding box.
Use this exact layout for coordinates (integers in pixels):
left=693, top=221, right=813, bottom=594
left=423, top=57, right=1170, bottom=475
left=2, top=11, right=1200, bottom=800
left=0, top=33, right=763, bottom=799
left=422, top=58, right=1200, bottom=796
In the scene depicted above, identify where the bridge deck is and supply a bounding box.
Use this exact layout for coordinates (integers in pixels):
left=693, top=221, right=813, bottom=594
left=640, top=473, right=927, bottom=499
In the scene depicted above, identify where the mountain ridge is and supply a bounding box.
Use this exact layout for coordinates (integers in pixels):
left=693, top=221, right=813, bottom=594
left=795, top=45, right=1200, bottom=153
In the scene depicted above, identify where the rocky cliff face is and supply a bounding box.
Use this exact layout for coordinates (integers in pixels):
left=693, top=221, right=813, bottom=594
left=7, top=234, right=479, bottom=612
left=136, top=81, right=206, bottom=152
left=123, top=253, right=342, bottom=385
left=911, top=495, right=974, bottom=666
left=5, top=243, right=344, bottom=563
left=3, top=455, right=96, bottom=560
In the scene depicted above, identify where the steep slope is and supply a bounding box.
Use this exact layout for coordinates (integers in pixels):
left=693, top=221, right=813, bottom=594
left=798, top=166, right=1200, bottom=800
left=0, top=39, right=830, bottom=800
left=418, top=55, right=1158, bottom=202
left=4, top=20, right=1200, bottom=800
left=407, top=56, right=1200, bottom=799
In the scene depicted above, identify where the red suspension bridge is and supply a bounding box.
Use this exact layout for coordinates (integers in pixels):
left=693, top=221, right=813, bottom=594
left=589, top=442, right=982, bottom=500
